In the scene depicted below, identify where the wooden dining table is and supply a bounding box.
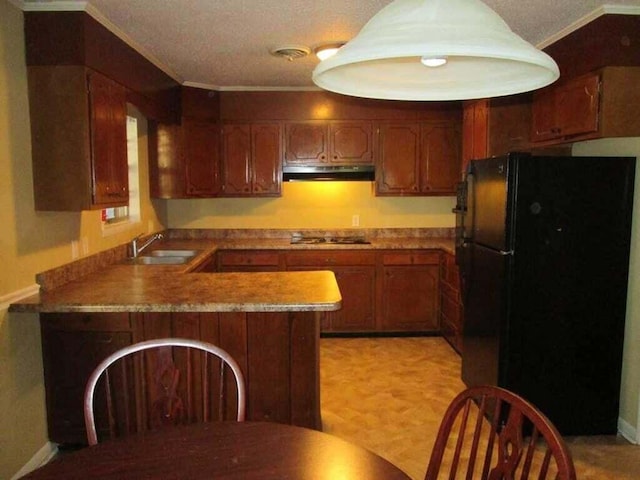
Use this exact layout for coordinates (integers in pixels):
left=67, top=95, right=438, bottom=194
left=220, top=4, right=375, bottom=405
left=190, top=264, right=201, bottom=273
left=22, top=421, right=412, bottom=479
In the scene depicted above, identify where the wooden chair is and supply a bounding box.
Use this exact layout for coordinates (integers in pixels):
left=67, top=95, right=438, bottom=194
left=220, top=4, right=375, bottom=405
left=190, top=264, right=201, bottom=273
left=84, top=338, right=246, bottom=445
left=425, top=385, right=576, bottom=480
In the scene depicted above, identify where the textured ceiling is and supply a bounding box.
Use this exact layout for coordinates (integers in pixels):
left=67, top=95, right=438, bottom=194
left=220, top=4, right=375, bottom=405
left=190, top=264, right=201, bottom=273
left=22, top=0, right=640, bottom=89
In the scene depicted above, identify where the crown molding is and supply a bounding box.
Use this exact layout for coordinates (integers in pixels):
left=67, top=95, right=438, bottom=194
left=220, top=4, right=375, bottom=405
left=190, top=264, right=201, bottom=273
left=182, top=81, right=322, bottom=92
left=537, top=4, right=640, bottom=49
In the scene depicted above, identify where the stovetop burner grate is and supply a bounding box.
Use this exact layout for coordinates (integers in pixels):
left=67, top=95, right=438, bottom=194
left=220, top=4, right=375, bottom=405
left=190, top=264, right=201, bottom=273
left=290, top=235, right=370, bottom=245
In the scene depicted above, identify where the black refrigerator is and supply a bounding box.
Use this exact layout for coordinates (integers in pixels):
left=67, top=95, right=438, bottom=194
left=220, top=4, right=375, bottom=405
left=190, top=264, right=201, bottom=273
left=459, top=152, right=635, bottom=435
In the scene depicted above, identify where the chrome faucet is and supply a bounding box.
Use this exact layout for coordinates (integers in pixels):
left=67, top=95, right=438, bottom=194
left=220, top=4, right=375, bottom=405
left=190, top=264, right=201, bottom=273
left=130, top=233, right=164, bottom=257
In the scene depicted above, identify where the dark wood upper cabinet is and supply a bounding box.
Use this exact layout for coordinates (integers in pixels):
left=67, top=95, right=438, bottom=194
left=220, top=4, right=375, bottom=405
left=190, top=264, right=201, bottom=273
left=531, top=73, right=600, bottom=142
left=221, top=124, right=251, bottom=195
left=284, top=122, right=328, bottom=165
left=221, top=123, right=282, bottom=197
left=376, top=121, right=460, bottom=196
left=329, top=122, right=373, bottom=164
left=284, top=121, right=373, bottom=166
left=461, top=100, right=488, bottom=170
left=461, top=95, right=531, bottom=172
left=150, top=87, right=221, bottom=199
left=420, top=122, right=461, bottom=194
left=28, top=66, right=129, bottom=211
left=89, top=71, right=129, bottom=206
left=183, top=120, right=221, bottom=196
left=376, top=123, right=421, bottom=195
left=25, top=11, right=180, bottom=123
left=531, top=67, right=640, bottom=145
left=252, top=123, right=283, bottom=195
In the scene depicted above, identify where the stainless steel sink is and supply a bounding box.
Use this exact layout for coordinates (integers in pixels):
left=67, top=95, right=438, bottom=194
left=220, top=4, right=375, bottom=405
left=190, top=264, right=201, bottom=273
left=123, top=256, right=191, bottom=265
left=122, top=248, right=202, bottom=265
left=146, top=249, right=201, bottom=258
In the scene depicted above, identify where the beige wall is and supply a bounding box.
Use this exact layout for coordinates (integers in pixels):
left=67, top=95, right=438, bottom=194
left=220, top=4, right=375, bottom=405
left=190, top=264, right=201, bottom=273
left=0, top=2, right=166, bottom=477
left=167, top=183, right=456, bottom=229
left=573, top=137, right=640, bottom=438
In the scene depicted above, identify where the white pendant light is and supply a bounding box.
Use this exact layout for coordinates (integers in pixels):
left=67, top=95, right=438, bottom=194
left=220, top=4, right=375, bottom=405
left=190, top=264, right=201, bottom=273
left=312, top=0, right=560, bottom=101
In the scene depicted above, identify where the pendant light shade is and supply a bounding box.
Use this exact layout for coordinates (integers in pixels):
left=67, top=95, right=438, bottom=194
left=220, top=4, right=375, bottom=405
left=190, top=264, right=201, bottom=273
left=312, top=0, right=560, bottom=101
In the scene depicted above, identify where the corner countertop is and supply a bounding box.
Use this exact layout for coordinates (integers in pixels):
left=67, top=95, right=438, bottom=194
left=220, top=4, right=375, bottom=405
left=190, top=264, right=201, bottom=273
left=9, top=233, right=454, bottom=314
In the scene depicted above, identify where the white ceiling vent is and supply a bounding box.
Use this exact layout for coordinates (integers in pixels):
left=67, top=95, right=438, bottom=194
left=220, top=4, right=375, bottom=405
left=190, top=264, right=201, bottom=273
left=270, top=45, right=311, bottom=61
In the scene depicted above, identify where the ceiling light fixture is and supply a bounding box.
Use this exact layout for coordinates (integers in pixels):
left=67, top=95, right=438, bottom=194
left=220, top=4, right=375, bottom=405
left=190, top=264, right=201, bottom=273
left=314, top=43, right=346, bottom=61
left=312, top=0, right=560, bottom=101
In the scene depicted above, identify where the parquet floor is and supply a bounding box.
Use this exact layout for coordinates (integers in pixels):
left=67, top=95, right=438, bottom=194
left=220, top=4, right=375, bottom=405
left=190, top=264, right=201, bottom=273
left=320, top=337, right=640, bottom=480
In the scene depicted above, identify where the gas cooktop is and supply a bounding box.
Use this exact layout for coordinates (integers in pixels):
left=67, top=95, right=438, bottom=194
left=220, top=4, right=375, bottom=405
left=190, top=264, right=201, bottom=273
left=290, top=235, right=371, bottom=245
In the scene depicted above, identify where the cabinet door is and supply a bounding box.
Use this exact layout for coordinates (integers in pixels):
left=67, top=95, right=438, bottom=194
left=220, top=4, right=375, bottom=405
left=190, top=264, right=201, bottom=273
left=440, top=252, right=463, bottom=353
left=420, top=122, right=461, bottom=194
left=328, top=121, right=373, bottom=164
left=252, top=123, right=282, bottom=195
left=89, top=72, right=129, bottom=206
left=531, top=87, right=560, bottom=142
left=184, top=120, right=221, bottom=196
left=330, top=266, right=376, bottom=332
left=286, top=251, right=377, bottom=333
left=380, top=264, right=440, bottom=331
left=284, top=122, right=328, bottom=165
left=555, top=73, right=600, bottom=138
left=221, top=124, right=251, bottom=195
left=532, top=73, right=600, bottom=142
left=40, top=313, right=135, bottom=445
left=376, top=123, right=420, bottom=195
left=378, top=252, right=441, bottom=332
left=461, top=100, right=489, bottom=170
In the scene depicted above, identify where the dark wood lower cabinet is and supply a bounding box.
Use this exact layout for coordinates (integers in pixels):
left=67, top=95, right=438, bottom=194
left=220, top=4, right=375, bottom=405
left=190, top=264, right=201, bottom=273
left=378, top=251, right=441, bottom=332
left=285, top=251, right=376, bottom=333
left=40, top=310, right=321, bottom=445
left=440, top=252, right=463, bottom=353
left=40, top=313, right=137, bottom=445
left=216, top=248, right=447, bottom=334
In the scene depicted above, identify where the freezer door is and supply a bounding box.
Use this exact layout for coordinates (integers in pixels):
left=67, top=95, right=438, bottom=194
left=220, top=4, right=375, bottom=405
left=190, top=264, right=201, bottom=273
left=461, top=243, right=511, bottom=388
left=468, top=156, right=512, bottom=252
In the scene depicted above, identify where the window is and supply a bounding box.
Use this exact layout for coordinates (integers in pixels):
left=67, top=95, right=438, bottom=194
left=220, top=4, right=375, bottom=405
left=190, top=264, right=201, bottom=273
left=102, top=114, right=141, bottom=232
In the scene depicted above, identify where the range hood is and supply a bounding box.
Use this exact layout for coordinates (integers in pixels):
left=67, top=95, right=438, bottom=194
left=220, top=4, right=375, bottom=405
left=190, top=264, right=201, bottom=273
left=283, top=165, right=375, bottom=182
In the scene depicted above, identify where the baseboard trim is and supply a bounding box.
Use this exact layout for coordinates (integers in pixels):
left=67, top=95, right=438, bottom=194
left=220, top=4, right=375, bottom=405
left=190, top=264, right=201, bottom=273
left=10, top=442, right=58, bottom=480
left=321, top=331, right=441, bottom=339
left=0, top=284, right=39, bottom=312
left=618, top=417, right=638, bottom=445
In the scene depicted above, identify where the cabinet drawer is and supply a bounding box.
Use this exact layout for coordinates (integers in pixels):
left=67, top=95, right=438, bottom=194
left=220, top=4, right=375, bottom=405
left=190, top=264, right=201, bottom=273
left=218, top=251, right=281, bottom=267
left=380, top=251, right=440, bottom=265
left=286, top=251, right=376, bottom=267
left=41, top=312, right=131, bottom=331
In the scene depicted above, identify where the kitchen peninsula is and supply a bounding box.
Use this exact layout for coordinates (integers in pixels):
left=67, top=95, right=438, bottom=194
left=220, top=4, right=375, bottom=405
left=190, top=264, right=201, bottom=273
left=10, top=237, right=342, bottom=445
left=9, top=229, right=455, bottom=446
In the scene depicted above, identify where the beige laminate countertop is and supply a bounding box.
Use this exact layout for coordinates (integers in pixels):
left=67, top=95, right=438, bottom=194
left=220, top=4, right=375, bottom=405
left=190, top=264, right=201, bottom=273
left=9, top=236, right=454, bottom=314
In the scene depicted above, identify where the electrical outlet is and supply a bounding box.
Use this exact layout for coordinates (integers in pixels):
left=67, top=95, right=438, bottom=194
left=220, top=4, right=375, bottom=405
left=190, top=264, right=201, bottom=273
left=71, top=241, right=79, bottom=260
left=352, top=214, right=360, bottom=227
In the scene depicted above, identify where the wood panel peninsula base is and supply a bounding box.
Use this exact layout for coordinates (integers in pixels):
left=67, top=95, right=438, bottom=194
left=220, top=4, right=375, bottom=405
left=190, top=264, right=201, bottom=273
left=11, top=269, right=340, bottom=446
